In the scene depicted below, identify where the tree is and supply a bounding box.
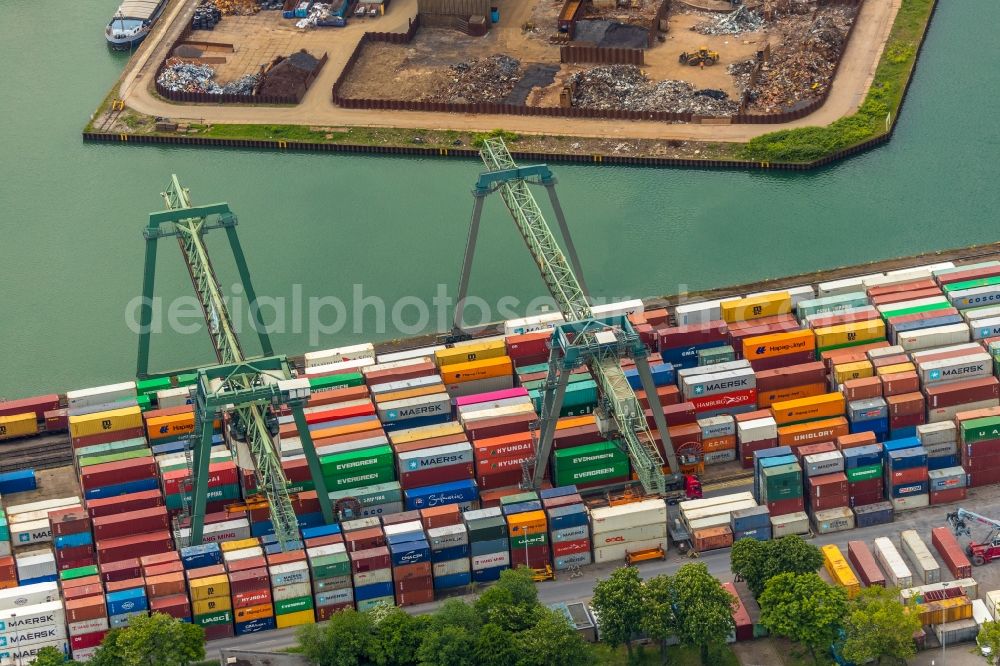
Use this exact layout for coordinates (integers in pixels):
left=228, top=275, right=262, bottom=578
left=640, top=574, right=677, bottom=663
left=298, top=608, right=375, bottom=666
left=513, top=608, right=595, bottom=666
left=978, top=620, right=1000, bottom=665
left=730, top=535, right=824, bottom=597
left=369, top=606, right=431, bottom=666
left=32, top=646, right=76, bottom=666
left=670, top=563, right=735, bottom=665
left=475, top=567, right=540, bottom=632
left=758, top=573, right=848, bottom=663
left=90, top=614, right=204, bottom=666
left=472, top=623, right=519, bottom=666
left=433, top=599, right=482, bottom=634
left=416, top=626, right=474, bottom=666
left=840, top=586, right=921, bottom=665
left=591, top=567, right=645, bottom=661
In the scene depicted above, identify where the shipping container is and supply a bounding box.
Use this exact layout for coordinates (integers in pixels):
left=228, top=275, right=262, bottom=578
left=873, top=537, right=913, bottom=588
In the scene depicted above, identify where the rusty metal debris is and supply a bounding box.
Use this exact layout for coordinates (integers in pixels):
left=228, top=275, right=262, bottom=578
left=442, top=55, right=522, bottom=103
left=694, top=5, right=764, bottom=35
left=157, top=59, right=260, bottom=94
left=569, top=65, right=739, bottom=115
left=215, top=0, right=261, bottom=15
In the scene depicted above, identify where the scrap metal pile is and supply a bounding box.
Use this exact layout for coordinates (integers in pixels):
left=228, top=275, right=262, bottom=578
left=157, top=59, right=260, bottom=95
left=569, top=65, right=739, bottom=115
left=441, top=55, right=522, bottom=104
left=728, top=59, right=757, bottom=92
left=258, top=50, right=322, bottom=97
left=694, top=5, right=765, bottom=35
left=214, top=0, right=261, bottom=15
left=743, top=7, right=855, bottom=112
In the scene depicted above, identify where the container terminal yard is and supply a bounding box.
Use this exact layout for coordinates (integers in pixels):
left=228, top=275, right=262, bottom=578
left=4, top=139, right=1000, bottom=663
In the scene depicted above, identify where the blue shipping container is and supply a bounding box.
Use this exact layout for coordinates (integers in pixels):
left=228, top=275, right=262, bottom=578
left=382, top=413, right=451, bottom=433
left=883, top=437, right=921, bottom=453
left=539, top=485, right=578, bottom=500
left=55, top=532, right=92, bottom=549
left=236, top=617, right=276, bottom=635
left=624, top=363, right=675, bottom=390
left=404, top=479, right=478, bottom=510
left=888, top=448, right=928, bottom=470
left=891, top=481, right=929, bottom=498
left=354, top=581, right=394, bottom=602
left=180, top=543, right=221, bottom=569
left=891, top=315, right=964, bottom=343
left=891, top=426, right=917, bottom=439
left=734, top=526, right=772, bottom=542
left=843, top=444, right=882, bottom=469
left=106, top=588, right=148, bottom=616
left=389, top=540, right=431, bottom=566
left=661, top=342, right=726, bottom=370
left=386, top=530, right=426, bottom=547
left=431, top=544, right=469, bottom=562
left=84, top=477, right=159, bottom=500
left=433, top=572, right=472, bottom=589
left=928, top=455, right=959, bottom=471
left=849, top=418, right=888, bottom=439
left=0, top=470, right=36, bottom=495
left=501, top=500, right=543, bottom=516
left=19, top=575, right=57, bottom=586
left=546, top=504, right=588, bottom=531
left=471, top=565, right=507, bottom=583
left=469, top=539, right=508, bottom=558
left=302, top=524, right=342, bottom=539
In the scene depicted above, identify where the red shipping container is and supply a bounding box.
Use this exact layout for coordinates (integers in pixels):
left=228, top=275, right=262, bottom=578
left=551, top=424, right=603, bottom=450
left=266, top=550, right=306, bottom=567
left=381, top=511, right=422, bottom=527
left=70, top=630, right=107, bottom=651
left=93, top=506, right=170, bottom=540
left=542, top=494, right=584, bottom=510
left=881, top=372, right=920, bottom=397
left=753, top=362, right=828, bottom=394
left=796, top=441, right=837, bottom=460
left=48, top=507, right=91, bottom=536
left=419, top=505, right=462, bottom=530
left=317, top=603, right=353, bottom=620
left=969, top=468, right=1000, bottom=487
left=848, top=477, right=884, bottom=495
left=473, top=433, right=534, bottom=462
left=305, top=402, right=375, bottom=426
left=162, top=461, right=238, bottom=496
left=871, top=354, right=911, bottom=370
left=848, top=540, right=886, bottom=587
left=821, top=342, right=888, bottom=370
left=44, top=408, right=69, bottom=432
left=97, top=531, right=173, bottom=564
left=636, top=385, right=682, bottom=410
left=925, top=377, right=1000, bottom=409
left=748, top=351, right=817, bottom=373
left=350, top=546, right=391, bottom=573
left=464, top=412, right=536, bottom=441
left=888, top=466, right=927, bottom=485
left=665, top=424, right=701, bottom=460
left=477, top=468, right=524, bottom=490
left=931, top=526, right=973, bottom=578
left=809, top=494, right=849, bottom=511
left=767, top=497, right=805, bottom=516
left=345, top=528, right=386, bottom=553
left=65, top=596, right=108, bottom=623
left=842, top=377, right=883, bottom=401
left=144, top=561, right=183, bottom=578
left=837, top=432, right=878, bottom=450
left=656, top=322, right=729, bottom=349
left=100, top=558, right=141, bottom=583
left=553, top=539, right=590, bottom=558
left=937, top=264, right=1000, bottom=286
left=146, top=572, right=186, bottom=598
left=740, top=438, right=778, bottom=468
left=72, top=427, right=146, bottom=449
left=204, top=624, right=234, bottom=641
left=397, top=589, right=435, bottom=607
left=400, top=463, right=474, bottom=491
left=809, top=473, right=848, bottom=497
left=394, top=575, right=432, bottom=595
left=363, top=361, right=437, bottom=385
left=392, top=562, right=432, bottom=582
left=850, top=491, right=885, bottom=507
left=871, top=287, right=943, bottom=307
left=510, top=544, right=551, bottom=567
left=106, top=577, right=145, bottom=594
left=929, top=487, right=967, bottom=505
left=81, top=457, right=158, bottom=491
left=690, top=389, right=757, bottom=414
left=722, top=582, right=754, bottom=642
left=233, top=587, right=273, bottom=609
left=506, top=331, right=552, bottom=364
left=662, top=402, right=698, bottom=427
left=0, top=394, right=60, bottom=420
left=479, top=487, right=527, bottom=508
left=867, top=278, right=938, bottom=298
left=887, top=393, right=925, bottom=417
left=65, top=583, right=104, bottom=601
left=967, top=439, right=1000, bottom=457
left=86, top=489, right=164, bottom=519
left=56, top=544, right=95, bottom=563
left=187, top=564, right=226, bottom=581
left=305, top=535, right=344, bottom=549
left=140, top=551, right=180, bottom=569
left=150, top=594, right=191, bottom=620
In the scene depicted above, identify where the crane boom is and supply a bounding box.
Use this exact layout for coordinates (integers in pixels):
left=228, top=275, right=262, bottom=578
left=469, top=139, right=676, bottom=495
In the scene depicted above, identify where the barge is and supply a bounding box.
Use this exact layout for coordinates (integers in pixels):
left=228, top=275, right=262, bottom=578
left=105, top=0, right=167, bottom=49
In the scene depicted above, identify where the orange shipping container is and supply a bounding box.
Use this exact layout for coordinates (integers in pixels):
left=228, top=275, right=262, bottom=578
left=440, top=356, right=513, bottom=384
left=771, top=393, right=845, bottom=426
left=702, top=435, right=736, bottom=453
left=757, top=383, right=827, bottom=409
left=506, top=510, right=547, bottom=536
left=778, top=417, right=850, bottom=447
left=234, top=603, right=274, bottom=623
left=742, top=330, right=816, bottom=361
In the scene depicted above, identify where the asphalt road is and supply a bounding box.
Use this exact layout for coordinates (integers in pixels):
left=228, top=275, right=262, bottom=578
left=207, top=480, right=1000, bottom=656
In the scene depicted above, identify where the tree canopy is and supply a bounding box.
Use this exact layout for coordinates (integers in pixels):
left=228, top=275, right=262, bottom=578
left=591, top=566, right=645, bottom=660
left=730, top=535, right=824, bottom=597
left=759, top=573, right=848, bottom=663
left=87, top=613, right=204, bottom=666
left=978, top=620, right=1000, bottom=666
left=671, top=563, right=736, bottom=665
left=840, top=586, right=921, bottom=665
left=640, top=574, right=677, bottom=662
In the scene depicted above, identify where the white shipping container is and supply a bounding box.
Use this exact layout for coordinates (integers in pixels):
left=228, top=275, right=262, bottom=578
left=6, top=498, right=79, bottom=522
left=591, top=299, right=644, bottom=319
left=928, top=399, right=1000, bottom=423
left=376, top=345, right=446, bottom=365
left=874, top=537, right=913, bottom=588
left=698, top=415, right=736, bottom=439
left=804, top=451, right=845, bottom=477
left=963, top=305, right=1000, bottom=322
left=804, top=306, right=878, bottom=327
left=897, top=324, right=971, bottom=352
left=680, top=498, right=757, bottom=523
left=154, top=386, right=192, bottom=408
left=590, top=499, right=667, bottom=534
left=0, top=623, right=66, bottom=649
left=0, top=583, right=59, bottom=611
left=924, top=441, right=959, bottom=458
left=341, top=517, right=382, bottom=532
left=686, top=514, right=734, bottom=532
left=817, top=276, right=881, bottom=298
left=303, top=398, right=372, bottom=415
left=446, top=375, right=514, bottom=397
left=674, top=300, right=722, bottom=326
left=917, top=421, right=957, bottom=446
left=66, top=381, right=136, bottom=410
left=891, top=494, right=930, bottom=512
left=910, top=342, right=983, bottom=361
left=398, top=443, right=473, bottom=473
left=867, top=344, right=906, bottom=360
left=204, top=519, right=251, bottom=543
left=681, top=368, right=755, bottom=400
left=382, top=521, right=424, bottom=540
left=369, top=375, right=441, bottom=396
left=748, top=286, right=816, bottom=310
left=315, top=588, right=354, bottom=608
left=973, top=598, right=992, bottom=626
left=679, top=492, right=755, bottom=514
left=676, top=360, right=751, bottom=382
left=427, top=525, right=468, bottom=549
left=504, top=312, right=564, bottom=336
left=72, top=646, right=99, bottom=663
left=352, top=568, right=393, bottom=587
left=9, top=520, right=52, bottom=546
left=359, top=501, right=405, bottom=518
left=432, top=559, right=471, bottom=577
left=591, top=523, right=668, bottom=548
left=472, top=551, right=510, bottom=571
left=67, top=617, right=108, bottom=638
left=304, top=357, right=375, bottom=377
left=889, top=262, right=955, bottom=275
left=986, top=590, right=1000, bottom=619
left=811, top=507, right=855, bottom=534
left=269, top=562, right=310, bottom=586
left=0, top=544, right=9, bottom=559
left=593, top=537, right=669, bottom=564
left=289, top=434, right=387, bottom=458
left=900, top=579, right=979, bottom=604
left=377, top=393, right=451, bottom=423
left=15, top=551, right=56, bottom=582
left=899, top=530, right=941, bottom=584
left=737, top=417, right=778, bottom=444
left=0, top=638, right=70, bottom=666
left=272, top=582, right=312, bottom=602
left=769, top=512, right=810, bottom=538
left=917, top=353, right=992, bottom=385
left=0, top=602, right=65, bottom=633
left=458, top=403, right=535, bottom=423
left=304, top=343, right=376, bottom=369
left=550, top=525, right=589, bottom=543
left=365, top=357, right=435, bottom=376
left=223, top=548, right=265, bottom=566
left=308, top=542, right=348, bottom=560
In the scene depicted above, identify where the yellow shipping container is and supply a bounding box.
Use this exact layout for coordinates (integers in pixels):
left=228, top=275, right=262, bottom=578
left=188, top=575, right=230, bottom=601
left=720, top=292, right=791, bottom=323
left=68, top=406, right=143, bottom=439
left=742, top=330, right=815, bottom=360
left=507, top=510, right=548, bottom=536
left=822, top=545, right=860, bottom=599
left=193, top=596, right=232, bottom=615
left=276, top=609, right=315, bottom=629
left=771, top=393, right=846, bottom=426
left=877, top=362, right=916, bottom=376
left=145, top=412, right=195, bottom=441
left=834, top=361, right=874, bottom=385
left=814, top=320, right=887, bottom=349
left=0, top=413, right=39, bottom=440
left=220, top=538, right=260, bottom=553
left=916, top=597, right=972, bottom=625
left=441, top=356, right=513, bottom=385
left=234, top=603, right=274, bottom=623
left=389, top=422, right=465, bottom=444
left=435, top=340, right=507, bottom=367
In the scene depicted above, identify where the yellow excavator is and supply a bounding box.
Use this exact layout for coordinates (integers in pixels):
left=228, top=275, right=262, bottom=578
left=679, top=47, right=720, bottom=66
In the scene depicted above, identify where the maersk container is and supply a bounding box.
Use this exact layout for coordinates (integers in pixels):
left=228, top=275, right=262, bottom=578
left=970, top=316, right=1000, bottom=340
left=900, top=530, right=941, bottom=584
left=377, top=394, right=451, bottom=424
left=874, top=537, right=913, bottom=588
left=681, top=367, right=756, bottom=400
left=918, top=353, right=992, bottom=385
left=770, top=512, right=809, bottom=538
left=804, top=451, right=845, bottom=477
left=554, top=552, right=593, bottom=570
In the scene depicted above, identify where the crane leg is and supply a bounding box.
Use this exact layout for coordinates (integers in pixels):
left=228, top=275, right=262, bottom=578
left=226, top=224, right=273, bottom=357
left=453, top=193, right=487, bottom=336
left=634, top=356, right=679, bottom=473
left=543, top=183, right=589, bottom=300
left=136, top=233, right=159, bottom=379
left=531, top=361, right=571, bottom=489
left=291, top=406, right=335, bottom=526
left=188, top=421, right=214, bottom=546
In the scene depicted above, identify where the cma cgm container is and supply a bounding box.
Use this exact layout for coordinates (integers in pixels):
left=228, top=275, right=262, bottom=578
left=899, top=530, right=941, bottom=585
left=873, top=537, right=913, bottom=588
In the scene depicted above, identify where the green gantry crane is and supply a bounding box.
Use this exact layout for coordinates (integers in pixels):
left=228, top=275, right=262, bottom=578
left=135, top=176, right=333, bottom=550
left=452, top=139, right=678, bottom=495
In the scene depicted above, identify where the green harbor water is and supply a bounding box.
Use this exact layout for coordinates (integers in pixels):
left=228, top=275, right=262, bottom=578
left=0, top=0, right=998, bottom=397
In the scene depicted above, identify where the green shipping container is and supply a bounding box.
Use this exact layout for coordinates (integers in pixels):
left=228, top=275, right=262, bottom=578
left=698, top=345, right=736, bottom=365
left=194, top=611, right=233, bottom=627
left=845, top=464, right=882, bottom=483
left=286, top=480, right=315, bottom=494
left=275, top=596, right=314, bottom=615
left=553, top=441, right=627, bottom=470
left=321, top=445, right=394, bottom=478
left=136, top=376, right=173, bottom=397
left=500, top=492, right=539, bottom=506
left=311, top=560, right=352, bottom=580
left=78, top=447, right=153, bottom=468
left=961, top=416, right=1000, bottom=444
left=309, top=373, right=365, bottom=392
left=554, top=459, right=630, bottom=487
left=328, top=481, right=403, bottom=507
left=797, top=293, right=869, bottom=319
left=325, top=464, right=396, bottom=491
left=511, top=532, right=549, bottom=549
left=166, top=483, right=241, bottom=510
left=75, top=437, right=150, bottom=460
left=530, top=380, right=598, bottom=414
left=944, top=274, right=1000, bottom=294
left=60, top=565, right=99, bottom=581
left=176, top=373, right=199, bottom=387
left=881, top=301, right=951, bottom=321
left=816, top=338, right=886, bottom=356
left=762, top=464, right=803, bottom=501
